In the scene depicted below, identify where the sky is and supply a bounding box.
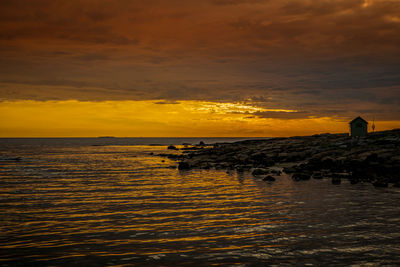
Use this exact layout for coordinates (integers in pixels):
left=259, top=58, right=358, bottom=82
left=0, top=0, right=399, bottom=137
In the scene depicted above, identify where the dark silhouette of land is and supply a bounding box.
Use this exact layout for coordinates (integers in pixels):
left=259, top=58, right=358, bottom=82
left=160, top=129, right=400, bottom=187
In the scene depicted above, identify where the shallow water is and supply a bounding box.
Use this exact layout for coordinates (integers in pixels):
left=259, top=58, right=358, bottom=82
left=1, top=140, right=400, bottom=266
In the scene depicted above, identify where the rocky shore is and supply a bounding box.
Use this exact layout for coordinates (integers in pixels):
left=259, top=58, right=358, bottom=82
left=160, top=129, right=400, bottom=187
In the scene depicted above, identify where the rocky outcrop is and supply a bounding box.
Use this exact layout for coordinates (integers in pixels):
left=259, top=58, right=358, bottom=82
left=178, top=162, right=191, bottom=170
left=263, top=175, right=276, bottom=182
left=160, top=129, right=400, bottom=187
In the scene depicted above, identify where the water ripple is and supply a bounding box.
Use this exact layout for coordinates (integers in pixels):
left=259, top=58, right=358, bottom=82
left=1, top=144, right=400, bottom=265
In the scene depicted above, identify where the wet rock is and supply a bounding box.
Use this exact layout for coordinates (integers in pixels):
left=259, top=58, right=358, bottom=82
left=167, top=145, right=178, bottom=150
left=1, top=156, right=22, bottom=161
left=331, top=177, right=341, bottom=185
left=263, top=175, right=276, bottom=182
left=372, top=180, right=388, bottom=188
left=320, top=157, right=336, bottom=169
left=171, top=129, right=399, bottom=189
left=251, top=168, right=269, bottom=176
left=278, top=152, right=288, bottom=159
left=349, top=178, right=360, bottom=184
left=283, top=166, right=297, bottom=174
left=270, top=169, right=282, bottom=176
left=198, top=141, right=205, bottom=146
left=167, top=154, right=184, bottom=160
left=365, top=153, right=380, bottom=164
left=350, top=168, right=372, bottom=182
left=313, top=172, right=323, bottom=179
left=292, top=173, right=311, bottom=181
left=249, top=152, right=266, bottom=162
left=178, top=162, right=191, bottom=170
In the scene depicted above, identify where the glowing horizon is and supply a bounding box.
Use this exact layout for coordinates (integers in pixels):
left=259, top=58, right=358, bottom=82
left=0, top=1, right=399, bottom=135
left=1, top=100, right=399, bottom=138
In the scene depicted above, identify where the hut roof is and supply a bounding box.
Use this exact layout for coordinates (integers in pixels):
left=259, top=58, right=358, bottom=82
left=349, top=116, right=368, bottom=125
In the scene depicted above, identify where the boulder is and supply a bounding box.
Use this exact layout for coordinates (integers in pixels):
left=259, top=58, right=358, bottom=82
left=372, top=180, right=388, bottom=188
left=292, top=173, right=311, bottom=181
left=365, top=153, right=379, bottom=162
left=168, top=145, right=178, bottom=150
left=320, top=157, right=336, bottom=169
left=270, top=169, right=282, bottom=176
left=251, top=168, right=269, bottom=176
left=178, top=162, right=191, bottom=170
left=313, top=172, right=323, bottom=179
left=249, top=152, right=266, bottom=162
left=235, top=166, right=244, bottom=172
left=263, top=175, right=276, bottom=182
left=349, top=178, right=360, bottom=185
left=331, top=177, right=341, bottom=185
left=283, top=166, right=297, bottom=174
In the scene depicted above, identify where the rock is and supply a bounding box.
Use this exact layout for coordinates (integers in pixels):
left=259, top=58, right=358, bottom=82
left=349, top=178, right=359, bottom=184
left=178, top=162, right=190, bottom=170
left=283, top=166, right=297, bottom=174
left=263, top=175, right=276, bottom=182
left=331, top=177, right=341, bottom=185
left=372, top=180, right=388, bottom=188
left=251, top=168, right=269, bottom=176
left=1, top=156, right=22, bottom=161
left=365, top=153, right=379, bottom=162
left=351, top=168, right=372, bottom=182
left=278, top=152, right=288, bottom=158
left=270, top=169, right=282, bottom=176
left=249, top=152, right=266, bottom=162
left=167, top=145, right=178, bottom=150
left=393, top=182, right=400, bottom=188
left=320, top=157, right=336, bottom=169
left=234, top=164, right=244, bottom=171
left=170, top=129, right=400, bottom=187
left=313, top=172, right=323, bottom=179
left=292, top=173, right=311, bottom=181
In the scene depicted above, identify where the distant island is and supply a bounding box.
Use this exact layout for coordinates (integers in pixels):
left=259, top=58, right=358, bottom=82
left=97, top=136, right=116, bottom=138
left=161, top=129, right=400, bottom=188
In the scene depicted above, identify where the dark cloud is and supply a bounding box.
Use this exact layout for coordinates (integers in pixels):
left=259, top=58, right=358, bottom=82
left=254, top=111, right=311, bottom=120
left=154, top=100, right=180, bottom=104
left=211, top=0, right=267, bottom=5
left=0, top=0, right=399, bottom=121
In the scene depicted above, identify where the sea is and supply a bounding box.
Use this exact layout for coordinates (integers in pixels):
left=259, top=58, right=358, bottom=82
left=1, top=138, right=400, bottom=266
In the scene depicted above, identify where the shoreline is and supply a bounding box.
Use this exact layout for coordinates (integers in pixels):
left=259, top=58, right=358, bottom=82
left=161, top=129, right=400, bottom=187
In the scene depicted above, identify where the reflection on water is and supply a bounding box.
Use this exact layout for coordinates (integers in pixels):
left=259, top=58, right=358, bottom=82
left=1, top=143, right=400, bottom=265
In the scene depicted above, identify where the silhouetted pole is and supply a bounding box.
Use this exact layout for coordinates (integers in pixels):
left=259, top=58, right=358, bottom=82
left=372, top=118, right=375, bottom=132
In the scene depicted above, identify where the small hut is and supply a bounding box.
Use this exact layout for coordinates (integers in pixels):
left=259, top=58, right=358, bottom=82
left=349, top=116, right=368, bottom=137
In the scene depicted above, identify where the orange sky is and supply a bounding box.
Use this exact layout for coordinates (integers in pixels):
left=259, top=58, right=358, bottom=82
left=1, top=100, right=399, bottom=137
left=0, top=0, right=399, bottom=136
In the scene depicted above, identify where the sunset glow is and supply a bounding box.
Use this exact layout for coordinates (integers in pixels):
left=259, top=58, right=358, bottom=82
left=1, top=100, right=399, bottom=137
left=0, top=0, right=399, bottom=136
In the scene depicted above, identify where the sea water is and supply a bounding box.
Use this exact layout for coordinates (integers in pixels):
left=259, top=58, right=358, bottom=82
left=1, top=138, right=400, bottom=266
